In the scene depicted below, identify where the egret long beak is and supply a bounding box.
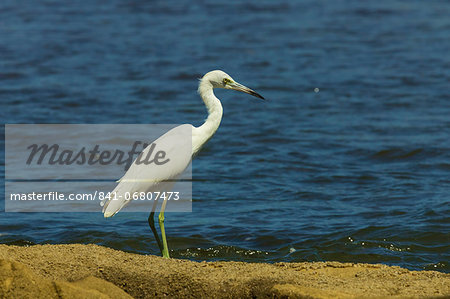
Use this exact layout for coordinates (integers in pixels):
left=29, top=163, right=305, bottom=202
left=229, top=82, right=264, bottom=100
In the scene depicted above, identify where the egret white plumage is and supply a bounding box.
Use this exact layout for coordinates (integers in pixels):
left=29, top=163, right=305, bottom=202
left=102, top=70, right=264, bottom=258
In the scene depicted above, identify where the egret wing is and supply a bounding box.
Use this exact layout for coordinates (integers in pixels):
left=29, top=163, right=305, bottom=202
left=102, top=124, right=193, bottom=217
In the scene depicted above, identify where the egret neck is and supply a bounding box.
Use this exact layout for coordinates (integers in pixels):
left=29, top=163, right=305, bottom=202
left=195, top=78, right=223, bottom=150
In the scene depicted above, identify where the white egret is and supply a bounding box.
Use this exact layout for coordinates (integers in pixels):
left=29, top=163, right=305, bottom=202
left=102, top=70, right=264, bottom=258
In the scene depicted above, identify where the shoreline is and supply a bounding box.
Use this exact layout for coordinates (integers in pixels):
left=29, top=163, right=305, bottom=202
left=1, top=244, right=448, bottom=298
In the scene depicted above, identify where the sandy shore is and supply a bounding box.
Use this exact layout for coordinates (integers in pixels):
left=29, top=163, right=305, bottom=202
left=0, top=244, right=448, bottom=298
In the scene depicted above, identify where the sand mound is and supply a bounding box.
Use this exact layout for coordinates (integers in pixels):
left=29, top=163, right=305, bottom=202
left=0, top=244, right=448, bottom=298
left=0, top=259, right=132, bottom=298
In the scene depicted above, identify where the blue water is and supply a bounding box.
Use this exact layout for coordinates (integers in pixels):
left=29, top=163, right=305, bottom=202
left=1, top=1, right=449, bottom=272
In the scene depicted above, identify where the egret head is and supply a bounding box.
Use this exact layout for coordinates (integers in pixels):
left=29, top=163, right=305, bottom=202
left=202, top=70, right=264, bottom=100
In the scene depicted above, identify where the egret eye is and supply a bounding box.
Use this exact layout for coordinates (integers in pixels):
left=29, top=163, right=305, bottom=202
left=223, top=78, right=231, bottom=85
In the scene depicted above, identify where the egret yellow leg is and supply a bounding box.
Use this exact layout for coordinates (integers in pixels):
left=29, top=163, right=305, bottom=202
left=159, top=199, right=170, bottom=258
